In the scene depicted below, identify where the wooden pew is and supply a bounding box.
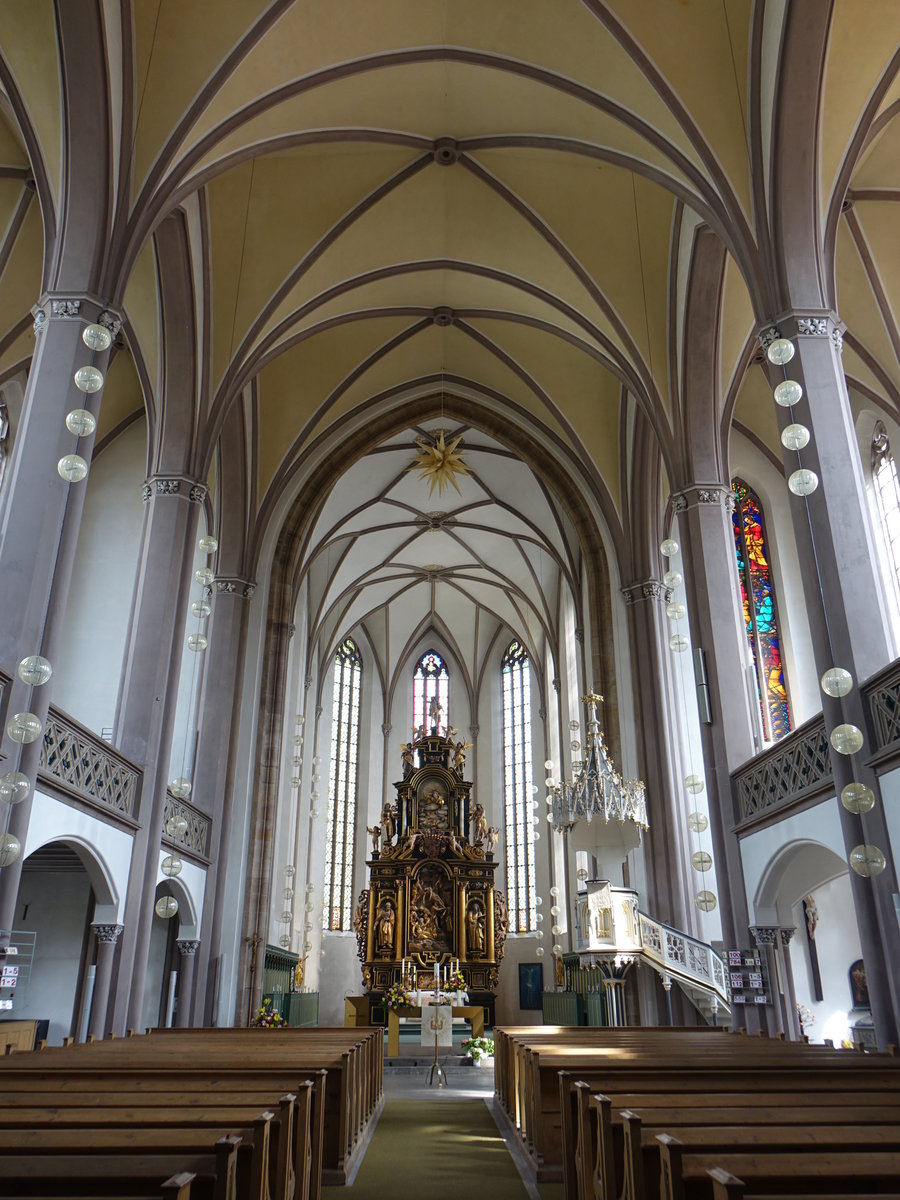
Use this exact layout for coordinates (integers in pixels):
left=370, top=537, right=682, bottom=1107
left=658, top=1135, right=900, bottom=1200
left=708, top=1165, right=900, bottom=1200
left=0, top=1133, right=242, bottom=1200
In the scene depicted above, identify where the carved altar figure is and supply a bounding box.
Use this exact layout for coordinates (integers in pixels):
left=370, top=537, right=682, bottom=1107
left=367, top=824, right=382, bottom=854
left=381, top=801, right=397, bottom=843
left=375, top=900, right=395, bottom=953
left=429, top=695, right=443, bottom=726
left=452, top=740, right=471, bottom=772
left=466, top=901, right=485, bottom=952
left=401, top=743, right=415, bottom=776
left=485, top=825, right=499, bottom=853
left=471, top=802, right=487, bottom=844
left=293, top=957, right=305, bottom=989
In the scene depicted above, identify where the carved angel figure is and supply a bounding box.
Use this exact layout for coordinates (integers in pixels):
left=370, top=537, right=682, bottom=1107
left=485, top=825, right=500, bottom=853
left=452, top=740, right=472, bottom=772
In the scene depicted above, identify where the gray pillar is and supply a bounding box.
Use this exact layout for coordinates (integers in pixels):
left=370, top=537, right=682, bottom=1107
left=760, top=314, right=900, bottom=1047
left=175, top=939, right=200, bottom=1028
left=750, top=926, right=783, bottom=1037
left=195, top=578, right=255, bottom=1025
left=779, top=928, right=801, bottom=1041
left=109, top=477, right=206, bottom=1034
left=673, top=484, right=760, bottom=1034
left=88, top=923, right=123, bottom=1040
left=622, top=579, right=692, bottom=933
left=0, top=299, right=119, bottom=938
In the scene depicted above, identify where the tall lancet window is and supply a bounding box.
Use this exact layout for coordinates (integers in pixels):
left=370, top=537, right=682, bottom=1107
left=501, top=640, right=536, bottom=932
left=324, top=637, right=362, bottom=931
left=731, top=479, right=791, bottom=741
left=872, top=422, right=900, bottom=612
left=413, top=649, right=449, bottom=731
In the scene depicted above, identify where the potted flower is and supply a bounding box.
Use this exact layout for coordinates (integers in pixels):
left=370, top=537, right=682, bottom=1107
left=462, top=1035, right=494, bottom=1067
left=445, top=970, right=467, bottom=999
left=254, top=997, right=288, bottom=1028
left=384, top=981, right=413, bottom=1011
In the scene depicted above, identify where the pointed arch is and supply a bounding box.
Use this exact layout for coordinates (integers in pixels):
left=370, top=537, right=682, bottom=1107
left=501, top=638, right=536, bottom=934
left=324, top=636, right=362, bottom=931
left=412, top=648, right=449, bottom=732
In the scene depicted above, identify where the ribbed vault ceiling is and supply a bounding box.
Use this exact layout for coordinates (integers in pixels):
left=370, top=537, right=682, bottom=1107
left=0, top=2, right=900, bottom=661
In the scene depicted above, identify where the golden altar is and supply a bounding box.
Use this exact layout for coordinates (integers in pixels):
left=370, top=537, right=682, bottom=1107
left=353, top=717, right=509, bottom=1013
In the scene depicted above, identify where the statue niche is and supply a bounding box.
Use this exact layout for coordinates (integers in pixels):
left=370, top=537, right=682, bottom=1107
left=354, top=720, right=507, bottom=1012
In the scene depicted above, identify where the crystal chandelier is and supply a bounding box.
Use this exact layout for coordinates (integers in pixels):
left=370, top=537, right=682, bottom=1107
left=546, top=693, right=648, bottom=834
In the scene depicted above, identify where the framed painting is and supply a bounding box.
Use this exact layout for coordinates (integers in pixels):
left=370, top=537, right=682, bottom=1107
left=518, top=962, right=543, bottom=1010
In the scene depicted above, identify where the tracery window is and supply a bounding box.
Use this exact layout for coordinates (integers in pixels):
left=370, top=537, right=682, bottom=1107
left=324, top=638, right=362, bottom=931
left=731, top=479, right=791, bottom=741
left=413, top=649, right=449, bottom=731
left=872, top=422, right=900, bottom=613
left=501, top=640, right=536, bottom=932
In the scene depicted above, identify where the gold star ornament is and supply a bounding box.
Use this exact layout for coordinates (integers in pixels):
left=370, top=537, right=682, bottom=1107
left=408, top=431, right=471, bottom=496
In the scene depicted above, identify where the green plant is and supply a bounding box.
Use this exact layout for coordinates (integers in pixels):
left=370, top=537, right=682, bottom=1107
left=461, top=1035, right=494, bottom=1060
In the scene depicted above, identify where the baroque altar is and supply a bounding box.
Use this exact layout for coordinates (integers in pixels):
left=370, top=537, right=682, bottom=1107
left=353, top=712, right=508, bottom=1008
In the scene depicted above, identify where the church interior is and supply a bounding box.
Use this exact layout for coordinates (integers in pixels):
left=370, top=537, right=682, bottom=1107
left=1, top=0, right=900, bottom=1117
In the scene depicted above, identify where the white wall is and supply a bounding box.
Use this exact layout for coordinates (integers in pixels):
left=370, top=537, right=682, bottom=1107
left=788, top=872, right=862, bottom=1045
left=53, top=419, right=145, bottom=733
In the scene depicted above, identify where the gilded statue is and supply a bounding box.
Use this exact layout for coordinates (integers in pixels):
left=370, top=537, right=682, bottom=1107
left=452, top=740, right=471, bottom=772
left=376, top=899, right=395, bottom=953
left=293, top=957, right=305, bottom=990
left=381, top=801, right=397, bottom=844
left=471, top=802, right=487, bottom=844
left=401, top=743, right=415, bottom=776
left=466, top=901, right=485, bottom=952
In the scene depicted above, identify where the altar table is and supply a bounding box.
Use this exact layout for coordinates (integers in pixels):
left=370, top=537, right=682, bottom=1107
left=387, top=1004, right=484, bottom=1058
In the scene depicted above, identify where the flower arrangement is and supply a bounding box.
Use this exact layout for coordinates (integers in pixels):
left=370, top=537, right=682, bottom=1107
left=445, top=970, right=466, bottom=994
left=462, top=1036, right=494, bottom=1061
left=384, top=981, right=413, bottom=1011
left=796, top=1002, right=815, bottom=1034
left=254, top=997, right=288, bottom=1028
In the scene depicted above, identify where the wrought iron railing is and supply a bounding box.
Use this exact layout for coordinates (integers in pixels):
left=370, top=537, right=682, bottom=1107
left=732, top=715, right=832, bottom=826
left=40, top=708, right=139, bottom=817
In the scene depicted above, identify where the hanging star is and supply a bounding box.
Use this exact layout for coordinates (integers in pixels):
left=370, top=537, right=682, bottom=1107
left=408, top=430, right=471, bottom=496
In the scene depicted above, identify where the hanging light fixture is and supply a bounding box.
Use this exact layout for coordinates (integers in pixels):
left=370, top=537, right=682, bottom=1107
left=546, top=693, right=647, bottom=834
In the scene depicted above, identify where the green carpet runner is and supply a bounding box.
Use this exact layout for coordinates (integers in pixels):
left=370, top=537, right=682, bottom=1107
left=323, top=1098, right=563, bottom=1199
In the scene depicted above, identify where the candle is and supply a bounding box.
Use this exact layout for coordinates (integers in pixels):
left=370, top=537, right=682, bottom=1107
left=433, top=961, right=439, bottom=987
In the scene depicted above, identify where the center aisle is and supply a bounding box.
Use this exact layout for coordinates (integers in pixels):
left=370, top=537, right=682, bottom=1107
left=323, top=1098, right=563, bottom=1200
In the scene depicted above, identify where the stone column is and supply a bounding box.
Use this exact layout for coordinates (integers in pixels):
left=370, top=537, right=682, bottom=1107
left=760, top=314, right=900, bottom=1046
left=88, top=923, right=123, bottom=1039
left=0, top=299, right=119, bottom=939
left=779, top=928, right=801, bottom=1040
left=194, top=577, right=255, bottom=1025
left=622, top=579, right=693, bottom=933
left=750, top=926, right=783, bottom=1037
left=673, top=484, right=760, bottom=1034
left=175, top=939, right=201, bottom=1028
left=109, top=476, right=206, bottom=1034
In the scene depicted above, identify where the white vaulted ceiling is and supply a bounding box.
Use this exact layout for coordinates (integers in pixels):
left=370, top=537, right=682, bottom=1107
left=299, top=417, right=578, bottom=698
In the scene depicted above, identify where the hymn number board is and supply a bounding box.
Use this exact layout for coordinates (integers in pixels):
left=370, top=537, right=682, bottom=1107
left=725, top=948, right=770, bottom=1006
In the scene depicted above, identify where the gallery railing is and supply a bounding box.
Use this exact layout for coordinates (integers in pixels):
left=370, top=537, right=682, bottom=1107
left=865, top=658, right=900, bottom=759
left=732, top=714, right=832, bottom=828
left=163, top=790, right=211, bottom=859
left=40, top=707, right=140, bottom=818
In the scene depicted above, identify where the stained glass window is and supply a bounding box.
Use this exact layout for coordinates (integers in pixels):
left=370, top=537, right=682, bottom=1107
left=324, top=638, right=362, bottom=931
left=502, top=640, right=536, bottom=932
left=872, top=422, right=900, bottom=610
left=413, top=649, right=449, bottom=732
left=731, top=479, right=791, bottom=741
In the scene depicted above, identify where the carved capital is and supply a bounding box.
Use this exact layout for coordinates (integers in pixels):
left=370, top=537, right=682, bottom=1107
left=142, top=476, right=206, bottom=504
left=214, top=576, right=256, bottom=599
left=469, top=724, right=480, bottom=741
left=797, top=316, right=828, bottom=337
left=381, top=723, right=392, bottom=737
left=757, top=324, right=781, bottom=351
left=97, top=310, right=122, bottom=339
left=750, top=925, right=779, bottom=947
left=671, top=484, right=735, bottom=514
left=621, top=578, right=672, bottom=606
left=176, top=939, right=201, bottom=957
left=779, top=927, right=796, bottom=946
left=52, top=298, right=82, bottom=319
left=92, top=923, right=124, bottom=945
left=573, top=626, right=584, bottom=644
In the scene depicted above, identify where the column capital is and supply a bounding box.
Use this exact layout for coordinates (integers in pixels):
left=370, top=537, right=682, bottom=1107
left=31, top=294, right=124, bottom=337
left=469, top=724, right=480, bottom=741
left=92, top=923, right=124, bottom=945
left=757, top=311, right=845, bottom=356
left=670, top=484, right=736, bottom=514
left=381, top=723, right=392, bottom=737
left=621, top=577, right=672, bottom=606
left=177, top=938, right=201, bottom=957
left=141, top=475, right=207, bottom=504
left=750, top=925, right=779, bottom=947
left=213, top=576, right=256, bottom=599
left=780, top=927, right=796, bottom=946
